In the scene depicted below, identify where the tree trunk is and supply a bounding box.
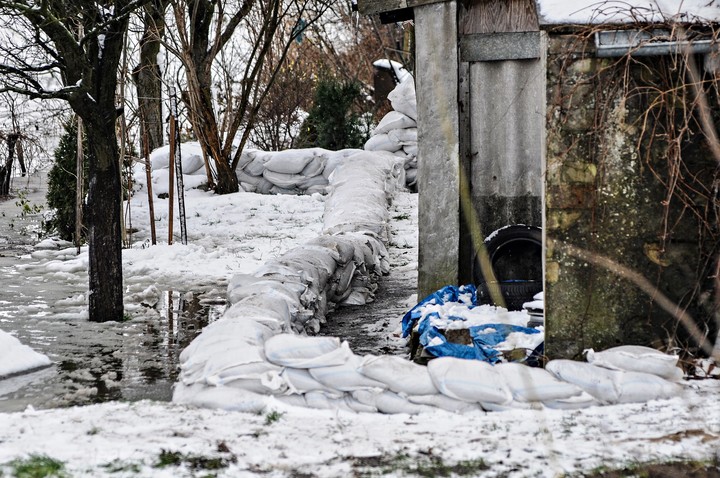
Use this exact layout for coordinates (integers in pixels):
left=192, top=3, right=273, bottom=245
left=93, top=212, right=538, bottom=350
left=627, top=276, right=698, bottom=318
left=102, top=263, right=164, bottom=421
left=84, top=120, right=124, bottom=323
left=0, top=133, right=19, bottom=196
left=214, top=158, right=239, bottom=194
left=134, top=0, right=167, bottom=153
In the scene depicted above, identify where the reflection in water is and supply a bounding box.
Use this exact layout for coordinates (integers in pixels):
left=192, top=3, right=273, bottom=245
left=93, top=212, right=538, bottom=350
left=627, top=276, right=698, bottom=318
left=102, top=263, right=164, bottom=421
left=0, top=286, right=225, bottom=412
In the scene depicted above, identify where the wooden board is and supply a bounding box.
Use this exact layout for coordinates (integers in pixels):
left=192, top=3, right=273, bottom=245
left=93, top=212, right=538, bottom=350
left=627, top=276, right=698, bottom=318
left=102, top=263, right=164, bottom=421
left=460, top=0, right=539, bottom=35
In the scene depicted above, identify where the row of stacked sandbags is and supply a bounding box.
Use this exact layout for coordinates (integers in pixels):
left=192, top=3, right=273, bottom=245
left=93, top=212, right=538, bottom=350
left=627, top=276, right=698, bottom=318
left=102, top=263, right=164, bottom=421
left=173, top=151, right=685, bottom=414
left=136, top=142, right=366, bottom=196
left=364, top=76, right=419, bottom=188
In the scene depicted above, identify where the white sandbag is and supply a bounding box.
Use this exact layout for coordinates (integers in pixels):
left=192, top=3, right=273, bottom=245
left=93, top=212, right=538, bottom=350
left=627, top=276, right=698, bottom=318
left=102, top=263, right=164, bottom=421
left=297, top=175, right=329, bottom=189
left=480, top=400, right=542, bottom=412
left=388, top=128, right=417, bottom=145
left=270, top=185, right=300, bottom=195
left=405, top=168, right=417, bottom=186
left=545, top=360, right=621, bottom=403
left=300, top=156, right=327, bottom=178
left=586, top=345, right=684, bottom=381
left=263, top=150, right=315, bottom=174
left=310, top=353, right=387, bottom=391
left=427, top=357, right=512, bottom=404
left=373, top=111, right=416, bottom=135
left=403, top=144, right=418, bottom=156
left=179, top=320, right=273, bottom=363
left=245, top=151, right=273, bottom=176
left=263, top=169, right=304, bottom=189
left=364, top=133, right=403, bottom=153
left=173, top=383, right=269, bottom=413
left=614, top=370, right=683, bottom=404
left=221, top=372, right=287, bottom=395
left=387, top=78, right=417, bottom=120
left=305, top=185, right=329, bottom=195
left=357, top=355, right=439, bottom=396
left=280, top=368, right=336, bottom=394
left=304, top=391, right=377, bottom=413
left=264, top=334, right=353, bottom=368
left=408, top=394, right=484, bottom=413
left=542, top=391, right=600, bottom=410
left=224, top=300, right=291, bottom=331
left=495, top=363, right=583, bottom=402
left=306, top=236, right=356, bottom=265
left=352, top=390, right=436, bottom=415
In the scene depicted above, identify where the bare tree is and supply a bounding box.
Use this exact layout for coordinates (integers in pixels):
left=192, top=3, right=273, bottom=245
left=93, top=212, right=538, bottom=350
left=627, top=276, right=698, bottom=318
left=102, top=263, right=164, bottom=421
left=165, top=0, right=332, bottom=194
left=133, top=0, right=168, bottom=153
left=0, top=0, right=150, bottom=322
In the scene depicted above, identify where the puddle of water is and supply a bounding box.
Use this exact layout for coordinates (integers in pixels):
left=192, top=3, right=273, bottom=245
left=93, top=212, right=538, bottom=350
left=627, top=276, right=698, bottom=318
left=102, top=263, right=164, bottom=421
left=0, top=285, right=225, bottom=412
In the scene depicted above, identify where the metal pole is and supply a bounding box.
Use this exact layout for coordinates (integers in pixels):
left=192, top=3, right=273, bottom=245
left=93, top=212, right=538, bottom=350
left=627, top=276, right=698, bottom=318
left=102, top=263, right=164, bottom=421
left=169, top=87, right=188, bottom=245
left=167, top=88, right=176, bottom=245
left=75, top=116, right=84, bottom=255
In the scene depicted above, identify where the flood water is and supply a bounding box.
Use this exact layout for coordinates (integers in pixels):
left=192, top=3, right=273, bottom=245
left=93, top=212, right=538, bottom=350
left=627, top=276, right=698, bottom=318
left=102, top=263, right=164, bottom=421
left=0, top=174, right=224, bottom=412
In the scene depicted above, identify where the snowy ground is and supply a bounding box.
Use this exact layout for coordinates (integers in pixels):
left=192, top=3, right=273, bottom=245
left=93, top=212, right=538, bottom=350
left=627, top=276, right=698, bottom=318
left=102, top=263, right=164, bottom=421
left=0, top=172, right=719, bottom=477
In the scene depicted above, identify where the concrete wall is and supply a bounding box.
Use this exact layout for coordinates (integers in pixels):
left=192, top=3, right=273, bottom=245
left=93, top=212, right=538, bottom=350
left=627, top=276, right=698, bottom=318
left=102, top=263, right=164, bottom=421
left=415, top=1, right=460, bottom=299
left=544, top=35, right=719, bottom=358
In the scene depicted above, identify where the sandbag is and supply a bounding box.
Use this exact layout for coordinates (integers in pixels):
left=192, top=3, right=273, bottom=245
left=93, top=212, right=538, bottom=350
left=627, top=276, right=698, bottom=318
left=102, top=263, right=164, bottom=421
left=280, top=367, right=336, bottom=394
left=546, top=360, right=621, bottom=403
left=387, top=79, right=417, bottom=120
left=263, top=169, right=304, bottom=189
left=357, top=355, right=439, bottom=396
left=495, top=362, right=583, bottom=402
left=300, top=156, right=327, bottom=178
left=309, top=353, right=387, bottom=391
left=373, top=111, right=416, bottom=135
left=264, top=334, right=352, bottom=368
left=364, top=133, right=403, bottom=153
left=586, top=345, right=684, bottom=381
left=407, top=394, right=483, bottom=413
left=263, top=150, right=315, bottom=174
left=388, top=128, right=417, bottom=145
left=427, top=356, right=512, bottom=404
left=614, top=370, right=683, bottom=404
left=352, top=390, right=435, bottom=415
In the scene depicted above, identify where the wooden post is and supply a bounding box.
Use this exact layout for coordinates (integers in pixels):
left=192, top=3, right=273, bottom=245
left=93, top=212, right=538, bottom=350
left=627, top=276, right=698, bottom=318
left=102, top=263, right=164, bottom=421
left=167, top=88, right=176, bottom=245
left=75, top=116, right=84, bottom=255
left=140, top=108, right=157, bottom=245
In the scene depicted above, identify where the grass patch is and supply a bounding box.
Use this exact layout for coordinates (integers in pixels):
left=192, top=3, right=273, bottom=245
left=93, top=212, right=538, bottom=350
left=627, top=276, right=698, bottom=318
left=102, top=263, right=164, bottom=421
left=264, top=411, right=284, bottom=425
left=583, top=459, right=720, bottom=478
left=153, top=449, right=236, bottom=472
left=352, top=452, right=488, bottom=477
left=6, top=454, right=67, bottom=478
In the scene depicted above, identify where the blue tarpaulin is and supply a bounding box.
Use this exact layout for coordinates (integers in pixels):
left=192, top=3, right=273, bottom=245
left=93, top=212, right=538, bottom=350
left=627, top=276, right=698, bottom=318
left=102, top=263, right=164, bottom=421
left=402, top=285, right=542, bottom=363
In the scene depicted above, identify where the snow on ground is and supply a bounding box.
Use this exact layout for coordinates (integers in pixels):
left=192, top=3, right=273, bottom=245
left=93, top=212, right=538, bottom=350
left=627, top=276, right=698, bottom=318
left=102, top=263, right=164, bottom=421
left=0, top=172, right=719, bottom=476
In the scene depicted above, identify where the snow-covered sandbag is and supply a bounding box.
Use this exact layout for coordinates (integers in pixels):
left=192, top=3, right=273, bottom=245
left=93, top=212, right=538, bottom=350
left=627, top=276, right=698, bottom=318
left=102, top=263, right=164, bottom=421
left=0, top=330, right=52, bottom=378
left=364, top=133, right=403, bottom=153
left=373, top=111, right=416, bottom=135
left=245, top=151, right=272, bottom=176
left=263, top=170, right=304, bottom=189
left=542, top=391, right=600, bottom=410
left=388, top=128, right=417, bottom=145
left=309, top=354, right=387, bottom=391
left=264, top=334, right=352, bottom=368
left=297, top=175, right=329, bottom=189
left=387, top=78, right=417, bottom=120
left=586, top=345, right=684, bottom=381
left=280, top=368, right=338, bottom=394
left=403, top=144, right=418, bottom=157
left=263, top=150, right=315, bottom=174
left=357, top=355, right=439, bottom=396
left=300, top=156, right=327, bottom=178
left=352, top=390, right=436, bottom=414
left=480, top=400, right=541, bottom=412
left=173, top=383, right=269, bottom=413
left=427, top=357, right=512, bottom=404
left=546, top=360, right=621, bottom=403
left=408, top=394, right=483, bottom=413
left=224, top=300, right=291, bottom=331
left=495, top=362, right=583, bottom=402
left=304, top=391, right=378, bottom=413
left=614, top=370, right=683, bottom=403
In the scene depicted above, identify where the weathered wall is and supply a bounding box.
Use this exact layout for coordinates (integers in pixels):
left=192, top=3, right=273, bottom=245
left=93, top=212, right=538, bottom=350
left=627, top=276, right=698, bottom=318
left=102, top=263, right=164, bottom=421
left=415, top=1, right=460, bottom=298
left=545, top=33, right=719, bottom=359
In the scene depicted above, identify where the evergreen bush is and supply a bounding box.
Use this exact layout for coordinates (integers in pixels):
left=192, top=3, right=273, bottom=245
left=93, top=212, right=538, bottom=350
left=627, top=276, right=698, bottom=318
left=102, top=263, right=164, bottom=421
left=296, top=75, right=369, bottom=150
left=46, top=120, right=88, bottom=242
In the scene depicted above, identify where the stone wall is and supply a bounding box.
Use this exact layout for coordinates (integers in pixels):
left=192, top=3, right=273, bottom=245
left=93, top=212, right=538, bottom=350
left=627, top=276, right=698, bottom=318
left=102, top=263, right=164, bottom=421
left=544, top=33, right=719, bottom=359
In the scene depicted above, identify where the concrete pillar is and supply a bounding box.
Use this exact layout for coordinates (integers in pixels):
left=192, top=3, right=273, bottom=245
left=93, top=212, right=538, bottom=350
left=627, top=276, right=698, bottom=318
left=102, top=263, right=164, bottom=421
left=415, top=1, right=460, bottom=299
